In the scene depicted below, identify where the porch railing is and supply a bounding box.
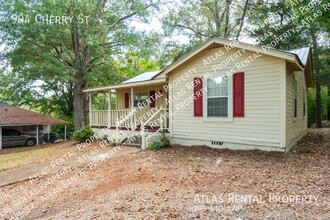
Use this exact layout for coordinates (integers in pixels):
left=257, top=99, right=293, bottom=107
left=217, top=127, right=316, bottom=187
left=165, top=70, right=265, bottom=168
left=91, top=110, right=130, bottom=127
left=140, top=106, right=168, bottom=149
left=91, top=108, right=169, bottom=129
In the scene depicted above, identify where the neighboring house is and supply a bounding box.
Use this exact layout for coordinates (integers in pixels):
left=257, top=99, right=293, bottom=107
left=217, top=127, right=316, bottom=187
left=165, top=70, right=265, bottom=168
left=0, top=103, right=67, bottom=149
left=84, top=37, right=313, bottom=152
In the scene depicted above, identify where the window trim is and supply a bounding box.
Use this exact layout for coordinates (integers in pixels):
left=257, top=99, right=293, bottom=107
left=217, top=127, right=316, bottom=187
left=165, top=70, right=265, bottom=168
left=203, top=75, right=233, bottom=122
left=133, top=91, right=148, bottom=108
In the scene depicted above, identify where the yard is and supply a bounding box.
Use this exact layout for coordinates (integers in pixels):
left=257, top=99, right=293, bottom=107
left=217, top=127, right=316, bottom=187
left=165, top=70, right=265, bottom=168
left=0, top=129, right=329, bottom=219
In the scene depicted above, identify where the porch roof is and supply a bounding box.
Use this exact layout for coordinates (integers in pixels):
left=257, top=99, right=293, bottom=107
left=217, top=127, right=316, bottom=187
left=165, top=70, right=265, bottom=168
left=121, top=70, right=162, bottom=84
left=83, top=76, right=167, bottom=93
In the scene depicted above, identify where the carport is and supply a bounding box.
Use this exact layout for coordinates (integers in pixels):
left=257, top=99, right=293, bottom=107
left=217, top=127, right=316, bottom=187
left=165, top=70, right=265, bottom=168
left=0, top=103, right=67, bottom=149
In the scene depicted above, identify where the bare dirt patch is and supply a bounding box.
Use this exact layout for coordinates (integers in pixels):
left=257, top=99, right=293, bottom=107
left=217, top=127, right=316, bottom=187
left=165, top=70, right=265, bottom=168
left=0, top=130, right=329, bottom=219
left=0, top=141, right=78, bottom=172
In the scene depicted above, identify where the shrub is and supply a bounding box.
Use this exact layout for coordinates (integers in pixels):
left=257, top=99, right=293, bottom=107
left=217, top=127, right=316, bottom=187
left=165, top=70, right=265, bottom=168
left=293, top=146, right=311, bottom=153
left=151, top=132, right=170, bottom=150
left=313, top=132, right=325, bottom=144
left=73, top=126, right=94, bottom=142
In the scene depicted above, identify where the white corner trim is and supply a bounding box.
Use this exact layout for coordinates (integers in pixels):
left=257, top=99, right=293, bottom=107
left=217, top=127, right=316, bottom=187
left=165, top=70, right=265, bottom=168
left=280, top=60, right=287, bottom=148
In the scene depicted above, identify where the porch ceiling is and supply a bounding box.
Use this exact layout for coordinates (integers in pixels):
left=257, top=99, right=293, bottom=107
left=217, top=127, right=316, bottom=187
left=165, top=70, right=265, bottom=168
left=83, top=78, right=168, bottom=93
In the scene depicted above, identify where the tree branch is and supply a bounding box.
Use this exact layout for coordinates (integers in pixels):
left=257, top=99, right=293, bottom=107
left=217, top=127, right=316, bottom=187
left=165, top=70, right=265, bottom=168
left=109, top=4, right=153, bottom=30
left=174, top=24, right=208, bottom=37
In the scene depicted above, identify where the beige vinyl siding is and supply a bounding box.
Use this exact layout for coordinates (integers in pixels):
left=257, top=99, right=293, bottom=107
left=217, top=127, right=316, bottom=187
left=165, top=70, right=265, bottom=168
left=169, top=47, right=284, bottom=150
left=285, top=65, right=307, bottom=149
left=153, top=71, right=167, bottom=80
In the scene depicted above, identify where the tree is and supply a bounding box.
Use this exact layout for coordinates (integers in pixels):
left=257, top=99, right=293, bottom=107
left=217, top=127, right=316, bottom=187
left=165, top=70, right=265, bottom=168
left=162, top=0, right=251, bottom=41
left=0, top=0, right=157, bottom=130
left=248, top=0, right=310, bottom=49
left=291, top=0, right=329, bottom=128
left=248, top=0, right=330, bottom=127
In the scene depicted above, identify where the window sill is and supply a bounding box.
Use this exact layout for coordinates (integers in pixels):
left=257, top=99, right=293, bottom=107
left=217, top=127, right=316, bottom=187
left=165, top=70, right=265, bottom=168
left=203, top=117, right=233, bottom=123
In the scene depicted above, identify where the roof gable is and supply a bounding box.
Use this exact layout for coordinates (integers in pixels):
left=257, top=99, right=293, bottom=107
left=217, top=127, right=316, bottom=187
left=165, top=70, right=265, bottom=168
left=288, top=47, right=310, bottom=65
left=159, top=37, right=306, bottom=76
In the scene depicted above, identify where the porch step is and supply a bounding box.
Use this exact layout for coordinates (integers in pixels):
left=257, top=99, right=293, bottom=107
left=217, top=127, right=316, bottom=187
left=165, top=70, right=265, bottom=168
left=123, top=143, right=142, bottom=147
left=121, top=134, right=142, bottom=146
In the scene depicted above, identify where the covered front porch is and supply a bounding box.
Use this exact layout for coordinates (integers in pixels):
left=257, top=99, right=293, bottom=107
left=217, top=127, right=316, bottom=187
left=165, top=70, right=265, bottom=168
left=88, top=83, right=169, bottom=130
left=84, top=72, right=170, bottom=148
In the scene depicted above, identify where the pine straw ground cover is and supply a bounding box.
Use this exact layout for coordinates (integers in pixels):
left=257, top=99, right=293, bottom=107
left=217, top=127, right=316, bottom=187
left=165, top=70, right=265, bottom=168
left=0, top=129, right=329, bottom=219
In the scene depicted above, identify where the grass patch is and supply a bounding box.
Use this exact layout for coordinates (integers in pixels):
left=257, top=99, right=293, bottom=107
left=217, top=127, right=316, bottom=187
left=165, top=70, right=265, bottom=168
left=151, top=132, right=170, bottom=150
left=292, top=146, right=311, bottom=153
left=313, top=132, right=325, bottom=144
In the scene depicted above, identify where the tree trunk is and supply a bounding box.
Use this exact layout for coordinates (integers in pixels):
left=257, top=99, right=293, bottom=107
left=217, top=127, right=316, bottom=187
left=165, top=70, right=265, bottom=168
left=73, top=71, right=89, bottom=130
left=236, top=0, right=249, bottom=40
left=73, top=71, right=83, bottom=130
left=310, top=28, right=322, bottom=128
left=327, top=86, right=330, bottom=121
left=223, top=0, right=231, bottom=38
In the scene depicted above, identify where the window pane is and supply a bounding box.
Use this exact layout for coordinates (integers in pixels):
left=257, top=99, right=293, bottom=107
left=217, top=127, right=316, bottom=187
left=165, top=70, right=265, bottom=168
left=134, top=100, right=139, bottom=107
left=207, top=87, right=214, bottom=97
left=207, top=76, right=228, bottom=97
left=207, top=97, right=228, bottom=117
left=221, top=86, right=228, bottom=96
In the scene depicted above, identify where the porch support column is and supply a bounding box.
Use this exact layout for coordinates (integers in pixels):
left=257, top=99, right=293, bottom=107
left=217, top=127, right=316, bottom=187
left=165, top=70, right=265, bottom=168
left=130, top=87, right=134, bottom=110
left=89, top=92, right=92, bottom=127
left=108, top=90, right=111, bottom=128
left=36, top=125, right=39, bottom=145
left=0, top=126, right=2, bottom=150
left=64, top=124, right=67, bottom=141
left=130, top=87, right=134, bottom=129
left=115, top=89, right=118, bottom=110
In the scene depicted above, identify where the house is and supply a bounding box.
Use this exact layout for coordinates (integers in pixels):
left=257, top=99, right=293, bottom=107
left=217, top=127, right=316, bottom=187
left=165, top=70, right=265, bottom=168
left=83, top=37, right=313, bottom=152
left=0, top=103, right=67, bottom=149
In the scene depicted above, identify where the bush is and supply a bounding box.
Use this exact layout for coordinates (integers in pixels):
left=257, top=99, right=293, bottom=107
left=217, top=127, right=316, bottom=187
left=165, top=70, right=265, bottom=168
left=73, top=126, right=94, bottom=142
left=151, top=132, right=170, bottom=150
left=313, top=132, right=325, bottom=144
left=293, top=146, right=311, bottom=153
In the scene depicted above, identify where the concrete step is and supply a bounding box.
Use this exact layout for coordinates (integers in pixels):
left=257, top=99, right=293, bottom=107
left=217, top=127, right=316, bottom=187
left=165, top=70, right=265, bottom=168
left=122, top=134, right=142, bottom=146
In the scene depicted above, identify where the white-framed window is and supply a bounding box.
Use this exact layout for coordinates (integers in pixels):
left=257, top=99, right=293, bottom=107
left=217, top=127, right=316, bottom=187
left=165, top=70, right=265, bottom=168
left=133, top=92, right=148, bottom=107
left=204, top=75, right=233, bottom=121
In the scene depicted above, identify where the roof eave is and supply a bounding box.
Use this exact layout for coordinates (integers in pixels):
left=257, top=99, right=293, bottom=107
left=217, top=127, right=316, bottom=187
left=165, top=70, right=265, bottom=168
left=83, top=77, right=168, bottom=93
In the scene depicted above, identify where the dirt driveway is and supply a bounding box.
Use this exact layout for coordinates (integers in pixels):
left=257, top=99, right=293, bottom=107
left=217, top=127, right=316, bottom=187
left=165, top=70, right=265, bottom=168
left=0, top=129, right=329, bottom=220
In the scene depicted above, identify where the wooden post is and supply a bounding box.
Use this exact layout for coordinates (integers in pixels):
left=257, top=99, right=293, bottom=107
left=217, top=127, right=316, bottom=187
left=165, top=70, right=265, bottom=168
left=64, top=124, right=67, bottom=141
left=141, top=122, right=146, bottom=150
left=115, top=89, right=118, bottom=110
left=130, top=87, right=134, bottom=128
left=160, top=106, right=163, bottom=132
left=0, top=126, right=2, bottom=150
left=108, top=90, right=111, bottom=128
left=89, top=93, right=92, bottom=127
left=130, top=87, right=134, bottom=110
left=36, top=125, right=39, bottom=145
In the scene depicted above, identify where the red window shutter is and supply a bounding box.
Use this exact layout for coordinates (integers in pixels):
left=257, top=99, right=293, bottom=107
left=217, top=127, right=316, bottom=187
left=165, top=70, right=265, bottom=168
left=233, top=72, right=244, bottom=117
left=193, top=77, right=203, bottom=117
left=150, top=90, right=156, bottom=108
left=124, top=93, right=129, bottom=108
